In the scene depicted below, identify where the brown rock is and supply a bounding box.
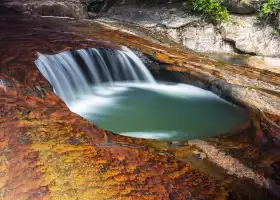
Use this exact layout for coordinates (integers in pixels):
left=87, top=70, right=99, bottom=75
left=166, top=183, right=173, bottom=193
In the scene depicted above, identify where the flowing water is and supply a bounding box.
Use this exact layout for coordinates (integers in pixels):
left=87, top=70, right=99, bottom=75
left=35, top=46, right=155, bottom=104
left=35, top=46, right=249, bottom=141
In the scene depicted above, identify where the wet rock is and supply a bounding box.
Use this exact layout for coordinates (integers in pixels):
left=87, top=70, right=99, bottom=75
left=222, top=0, right=261, bottom=14
left=131, top=49, right=164, bottom=72
left=35, top=86, right=46, bottom=98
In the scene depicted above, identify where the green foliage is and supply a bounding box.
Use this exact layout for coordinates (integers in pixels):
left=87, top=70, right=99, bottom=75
left=259, top=0, right=280, bottom=20
left=185, top=0, right=230, bottom=22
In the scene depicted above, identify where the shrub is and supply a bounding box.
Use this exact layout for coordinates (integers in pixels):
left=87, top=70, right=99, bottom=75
left=259, top=0, right=280, bottom=20
left=185, top=0, right=230, bottom=22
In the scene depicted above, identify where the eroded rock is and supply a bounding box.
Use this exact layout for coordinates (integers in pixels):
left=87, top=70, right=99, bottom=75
left=221, top=15, right=280, bottom=57
left=102, top=4, right=280, bottom=57
left=169, top=25, right=235, bottom=54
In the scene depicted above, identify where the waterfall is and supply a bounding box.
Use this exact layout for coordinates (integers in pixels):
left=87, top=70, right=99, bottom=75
left=34, top=46, right=249, bottom=141
left=35, top=46, right=155, bottom=104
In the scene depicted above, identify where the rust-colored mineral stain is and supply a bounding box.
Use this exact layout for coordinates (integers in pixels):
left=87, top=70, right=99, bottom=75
left=0, top=90, right=220, bottom=200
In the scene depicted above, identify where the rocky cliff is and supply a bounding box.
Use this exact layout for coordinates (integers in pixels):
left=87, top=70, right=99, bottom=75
left=102, top=0, right=280, bottom=57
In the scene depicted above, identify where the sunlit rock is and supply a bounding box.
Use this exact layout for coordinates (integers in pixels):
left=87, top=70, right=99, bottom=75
left=246, top=56, right=280, bottom=74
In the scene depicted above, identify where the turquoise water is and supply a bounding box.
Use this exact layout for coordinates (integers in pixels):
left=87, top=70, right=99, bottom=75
left=70, top=82, right=249, bottom=141
left=35, top=47, right=249, bottom=141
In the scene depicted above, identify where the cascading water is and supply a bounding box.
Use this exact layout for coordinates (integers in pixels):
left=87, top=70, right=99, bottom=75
left=35, top=46, right=249, bottom=141
left=35, top=46, right=155, bottom=104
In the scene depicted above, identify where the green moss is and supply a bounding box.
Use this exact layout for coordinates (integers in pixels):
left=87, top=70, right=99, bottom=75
left=259, top=0, right=280, bottom=20
left=185, top=0, right=230, bottom=22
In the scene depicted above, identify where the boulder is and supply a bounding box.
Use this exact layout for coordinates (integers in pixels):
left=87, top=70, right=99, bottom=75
left=171, top=25, right=235, bottom=54
left=103, top=4, right=280, bottom=57
left=4, top=0, right=88, bottom=19
left=222, top=0, right=261, bottom=14
left=221, top=15, right=280, bottom=57
left=180, top=15, right=280, bottom=57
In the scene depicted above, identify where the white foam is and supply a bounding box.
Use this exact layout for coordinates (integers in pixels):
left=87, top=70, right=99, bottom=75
left=120, top=131, right=179, bottom=140
left=69, top=94, right=115, bottom=115
left=69, top=81, right=236, bottom=117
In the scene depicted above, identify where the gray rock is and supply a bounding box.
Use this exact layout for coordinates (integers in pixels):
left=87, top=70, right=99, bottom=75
left=221, top=15, right=280, bottom=57
left=180, top=16, right=280, bottom=57
left=168, top=25, right=235, bottom=54
left=103, top=4, right=280, bottom=57
left=4, top=0, right=88, bottom=19
left=222, top=0, right=261, bottom=14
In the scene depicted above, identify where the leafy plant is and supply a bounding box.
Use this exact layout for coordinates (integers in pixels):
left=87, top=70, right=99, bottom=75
left=185, top=0, right=230, bottom=22
left=259, top=0, right=280, bottom=20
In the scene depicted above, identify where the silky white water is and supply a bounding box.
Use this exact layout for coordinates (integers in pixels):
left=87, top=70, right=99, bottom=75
left=35, top=46, right=248, bottom=141
left=35, top=46, right=155, bottom=104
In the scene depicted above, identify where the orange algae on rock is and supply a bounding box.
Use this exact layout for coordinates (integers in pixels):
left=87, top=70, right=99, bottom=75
left=0, top=88, right=219, bottom=200
left=0, top=155, right=9, bottom=189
